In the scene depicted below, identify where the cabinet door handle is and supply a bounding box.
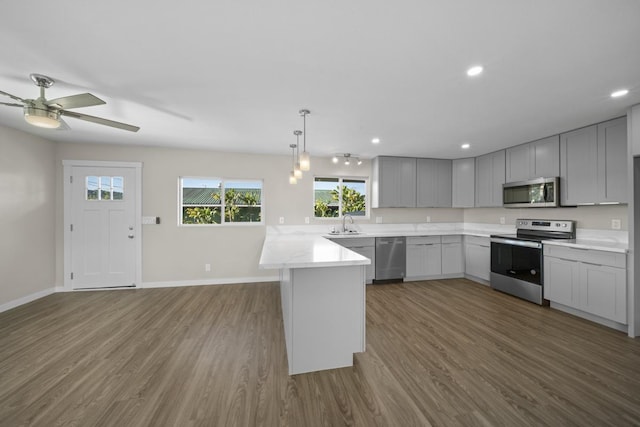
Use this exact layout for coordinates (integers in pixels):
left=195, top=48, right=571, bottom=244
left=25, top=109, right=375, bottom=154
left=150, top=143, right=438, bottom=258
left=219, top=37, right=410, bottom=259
left=582, top=261, right=604, bottom=267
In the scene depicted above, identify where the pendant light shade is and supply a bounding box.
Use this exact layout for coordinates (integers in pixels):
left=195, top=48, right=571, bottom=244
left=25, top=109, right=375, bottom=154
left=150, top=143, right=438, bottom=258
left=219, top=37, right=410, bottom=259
left=299, top=151, right=310, bottom=171
left=299, top=109, right=311, bottom=171
left=293, top=130, right=303, bottom=179
left=289, top=144, right=298, bottom=185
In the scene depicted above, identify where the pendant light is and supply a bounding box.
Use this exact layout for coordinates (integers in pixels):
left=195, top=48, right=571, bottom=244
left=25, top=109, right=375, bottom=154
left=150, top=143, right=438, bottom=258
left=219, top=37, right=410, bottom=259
left=293, top=130, right=303, bottom=179
left=289, top=144, right=298, bottom=185
left=299, top=109, right=311, bottom=171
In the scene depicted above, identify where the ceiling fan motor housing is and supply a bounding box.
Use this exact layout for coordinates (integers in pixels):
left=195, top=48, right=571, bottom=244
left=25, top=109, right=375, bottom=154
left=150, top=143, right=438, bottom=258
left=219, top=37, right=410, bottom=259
left=24, top=105, right=61, bottom=129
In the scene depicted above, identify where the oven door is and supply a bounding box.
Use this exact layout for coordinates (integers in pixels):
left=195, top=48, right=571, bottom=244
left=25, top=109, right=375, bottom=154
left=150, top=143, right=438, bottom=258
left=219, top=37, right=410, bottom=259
left=490, top=238, right=543, bottom=285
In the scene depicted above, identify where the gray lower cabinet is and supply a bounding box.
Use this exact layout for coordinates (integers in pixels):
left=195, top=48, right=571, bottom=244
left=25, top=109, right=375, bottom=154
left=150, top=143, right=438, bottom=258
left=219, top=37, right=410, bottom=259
left=441, top=235, right=463, bottom=275
left=560, top=117, right=627, bottom=205
left=406, top=236, right=441, bottom=278
left=475, top=150, right=505, bottom=207
left=544, top=245, right=626, bottom=324
left=464, top=235, right=490, bottom=281
left=506, top=135, right=560, bottom=182
left=329, top=237, right=375, bottom=284
left=452, top=158, right=475, bottom=207
left=371, top=156, right=417, bottom=208
left=416, top=158, right=452, bottom=208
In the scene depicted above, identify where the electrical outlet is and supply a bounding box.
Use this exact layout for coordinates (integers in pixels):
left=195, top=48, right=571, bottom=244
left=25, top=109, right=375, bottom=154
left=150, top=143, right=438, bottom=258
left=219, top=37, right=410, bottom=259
left=426, top=216, right=431, bottom=223
left=279, top=217, right=285, bottom=224
left=205, top=263, right=211, bottom=272
left=500, top=216, right=506, bottom=225
left=612, top=219, right=621, bottom=230
left=376, top=216, right=383, bottom=224
left=304, top=217, right=310, bottom=224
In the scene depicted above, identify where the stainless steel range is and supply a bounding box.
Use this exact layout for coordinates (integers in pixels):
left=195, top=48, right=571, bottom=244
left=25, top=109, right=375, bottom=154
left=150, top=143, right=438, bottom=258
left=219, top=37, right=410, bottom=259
left=490, top=219, right=576, bottom=305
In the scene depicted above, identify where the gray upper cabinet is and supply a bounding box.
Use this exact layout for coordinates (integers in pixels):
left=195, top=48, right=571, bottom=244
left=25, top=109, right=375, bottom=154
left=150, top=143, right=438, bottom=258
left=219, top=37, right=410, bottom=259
left=560, top=125, right=598, bottom=205
left=506, top=135, right=560, bottom=182
left=598, top=117, right=627, bottom=203
left=416, top=158, right=452, bottom=208
left=531, top=135, right=560, bottom=178
left=475, top=150, right=505, bottom=207
left=371, top=156, right=417, bottom=208
left=452, top=158, right=475, bottom=208
left=560, top=117, right=627, bottom=205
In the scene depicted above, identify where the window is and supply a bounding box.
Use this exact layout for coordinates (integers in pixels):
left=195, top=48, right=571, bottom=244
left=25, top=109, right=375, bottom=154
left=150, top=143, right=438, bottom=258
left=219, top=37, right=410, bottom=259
left=180, top=177, right=262, bottom=225
left=314, top=177, right=367, bottom=218
left=86, top=176, right=124, bottom=201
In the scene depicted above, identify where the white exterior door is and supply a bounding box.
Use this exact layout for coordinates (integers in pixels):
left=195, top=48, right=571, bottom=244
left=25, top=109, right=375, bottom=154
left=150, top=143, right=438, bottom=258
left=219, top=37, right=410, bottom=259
left=64, top=162, right=141, bottom=289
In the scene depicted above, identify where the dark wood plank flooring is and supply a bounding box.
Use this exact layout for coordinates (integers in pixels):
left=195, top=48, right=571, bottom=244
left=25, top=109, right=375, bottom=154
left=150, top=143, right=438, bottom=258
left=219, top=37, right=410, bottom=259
left=1, top=279, right=639, bottom=426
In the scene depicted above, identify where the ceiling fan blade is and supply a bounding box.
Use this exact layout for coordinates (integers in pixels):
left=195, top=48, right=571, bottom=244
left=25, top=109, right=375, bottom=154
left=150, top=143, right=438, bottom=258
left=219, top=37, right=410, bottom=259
left=57, top=117, right=71, bottom=130
left=0, top=90, right=26, bottom=103
left=0, top=101, right=23, bottom=108
left=60, top=110, right=140, bottom=132
left=46, top=93, right=105, bottom=109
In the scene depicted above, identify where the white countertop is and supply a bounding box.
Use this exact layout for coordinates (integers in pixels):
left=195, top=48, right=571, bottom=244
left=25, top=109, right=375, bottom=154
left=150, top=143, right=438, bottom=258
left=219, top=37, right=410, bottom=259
left=259, top=234, right=371, bottom=269
left=260, top=223, right=628, bottom=269
left=542, top=239, right=628, bottom=253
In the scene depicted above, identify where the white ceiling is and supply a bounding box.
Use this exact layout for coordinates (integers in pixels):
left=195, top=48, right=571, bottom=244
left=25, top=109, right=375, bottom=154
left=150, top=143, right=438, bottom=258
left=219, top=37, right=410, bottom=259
left=1, top=0, right=639, bottom=159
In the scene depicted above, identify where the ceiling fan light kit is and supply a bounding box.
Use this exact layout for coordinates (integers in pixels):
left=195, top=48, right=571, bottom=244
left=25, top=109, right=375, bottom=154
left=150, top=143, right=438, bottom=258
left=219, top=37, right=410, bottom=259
left=24, top=106, right=61, bottom=129
left=0, top=73, right=140, bottom=132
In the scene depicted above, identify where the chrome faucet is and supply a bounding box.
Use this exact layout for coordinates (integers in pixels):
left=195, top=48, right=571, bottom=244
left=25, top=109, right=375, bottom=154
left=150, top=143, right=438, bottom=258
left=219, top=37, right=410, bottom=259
left=342, top=214, right=354, bottom=233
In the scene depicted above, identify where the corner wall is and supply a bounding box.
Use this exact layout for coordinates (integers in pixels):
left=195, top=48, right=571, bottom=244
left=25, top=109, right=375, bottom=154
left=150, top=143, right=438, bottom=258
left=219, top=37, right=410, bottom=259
left=0, top=126, right=56, bottom=309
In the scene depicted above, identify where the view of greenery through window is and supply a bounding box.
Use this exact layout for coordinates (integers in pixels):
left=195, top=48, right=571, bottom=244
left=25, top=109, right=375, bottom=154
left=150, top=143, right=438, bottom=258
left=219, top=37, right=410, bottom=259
left=181, top=178, right=262, bottom=224
left=314, top=177, right=367, bottom=218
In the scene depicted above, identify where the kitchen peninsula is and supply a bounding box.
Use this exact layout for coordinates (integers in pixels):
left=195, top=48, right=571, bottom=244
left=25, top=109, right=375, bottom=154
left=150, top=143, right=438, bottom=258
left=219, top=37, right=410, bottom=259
left=259, top=233, right=369, bottom=375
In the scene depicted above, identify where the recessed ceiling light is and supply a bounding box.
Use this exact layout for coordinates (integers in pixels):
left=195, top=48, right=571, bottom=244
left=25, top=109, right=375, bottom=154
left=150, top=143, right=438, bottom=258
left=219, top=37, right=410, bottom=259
left=611, top=89, right=629, bottom=98
left=461, top=143, right=470, bottom=149
left=371, top=137, right=380, bottom=144
left=466, top=65, right=483, bottom=77
left=332, top=156, right=339, bottom=164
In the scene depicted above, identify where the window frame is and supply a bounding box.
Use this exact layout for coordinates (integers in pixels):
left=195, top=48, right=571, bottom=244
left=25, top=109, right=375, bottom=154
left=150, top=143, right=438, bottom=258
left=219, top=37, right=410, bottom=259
left=178, top=176, right=264, bottom=226
left=313, top=175, right=369, bottom=219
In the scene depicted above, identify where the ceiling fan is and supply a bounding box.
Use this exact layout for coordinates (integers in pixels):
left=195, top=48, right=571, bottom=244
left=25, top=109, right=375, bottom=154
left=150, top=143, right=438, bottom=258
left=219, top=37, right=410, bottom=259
left=0, top=73, right=139, bottom=132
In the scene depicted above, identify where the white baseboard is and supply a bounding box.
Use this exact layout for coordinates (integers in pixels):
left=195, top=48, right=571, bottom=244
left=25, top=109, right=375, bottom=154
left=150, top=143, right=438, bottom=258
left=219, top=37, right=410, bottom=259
left=0, top=287, right=56, bottom=313
left=142, top=276, right=279, bottom=289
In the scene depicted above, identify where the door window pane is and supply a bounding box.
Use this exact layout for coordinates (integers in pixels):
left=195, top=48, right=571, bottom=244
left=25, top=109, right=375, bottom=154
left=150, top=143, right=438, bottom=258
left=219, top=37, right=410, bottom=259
left=86, top=176, right=124, bottom=201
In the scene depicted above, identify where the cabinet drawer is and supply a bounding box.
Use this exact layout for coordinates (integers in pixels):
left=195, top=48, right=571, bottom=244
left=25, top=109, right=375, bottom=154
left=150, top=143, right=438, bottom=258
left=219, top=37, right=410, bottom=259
left=407, top=236, right=441, bottom=245
left=464, top=235, right=489, bottom=247
left=330, top=237, right=375, bottom=248
left=441, top=235, right=462, bottom=244
left=544, top=245, right=625, bottom=268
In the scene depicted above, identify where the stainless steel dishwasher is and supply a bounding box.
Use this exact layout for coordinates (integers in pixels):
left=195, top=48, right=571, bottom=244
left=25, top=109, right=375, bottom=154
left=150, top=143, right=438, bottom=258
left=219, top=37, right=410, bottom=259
left=374, top=237, right=406, bottom=283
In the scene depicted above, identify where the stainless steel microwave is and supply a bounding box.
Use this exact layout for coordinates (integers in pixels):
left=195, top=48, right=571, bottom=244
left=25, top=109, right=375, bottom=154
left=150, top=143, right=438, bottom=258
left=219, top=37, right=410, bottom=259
left=503, top=177, right=559, bottom=208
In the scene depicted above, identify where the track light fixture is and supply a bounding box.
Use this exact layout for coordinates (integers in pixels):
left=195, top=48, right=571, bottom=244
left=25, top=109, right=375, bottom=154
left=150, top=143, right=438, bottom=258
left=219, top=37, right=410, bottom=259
left=332, top=153, right=362, bottom=166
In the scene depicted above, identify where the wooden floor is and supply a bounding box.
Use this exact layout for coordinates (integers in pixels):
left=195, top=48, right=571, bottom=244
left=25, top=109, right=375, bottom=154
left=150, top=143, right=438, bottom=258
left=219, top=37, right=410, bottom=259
left=1, top=279, right=640, bottom=426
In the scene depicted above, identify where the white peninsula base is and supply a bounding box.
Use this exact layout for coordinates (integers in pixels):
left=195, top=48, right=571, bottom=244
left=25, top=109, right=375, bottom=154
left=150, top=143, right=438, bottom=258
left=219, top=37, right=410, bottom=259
left=280, top=265, right=366, bottom=375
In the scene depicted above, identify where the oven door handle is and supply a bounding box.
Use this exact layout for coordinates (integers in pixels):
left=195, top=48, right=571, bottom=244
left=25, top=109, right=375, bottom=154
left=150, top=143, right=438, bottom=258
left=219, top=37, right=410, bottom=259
left=490, top=237, right=542, bottom=249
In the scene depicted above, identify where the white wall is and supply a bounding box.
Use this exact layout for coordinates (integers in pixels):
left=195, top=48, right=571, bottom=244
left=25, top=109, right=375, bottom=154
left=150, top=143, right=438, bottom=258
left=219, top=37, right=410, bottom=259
left=464, top=205, right=629, bottom=230
left=53, top=143, right=465, bottom=286
left=0, top=126, right=56, bottom=308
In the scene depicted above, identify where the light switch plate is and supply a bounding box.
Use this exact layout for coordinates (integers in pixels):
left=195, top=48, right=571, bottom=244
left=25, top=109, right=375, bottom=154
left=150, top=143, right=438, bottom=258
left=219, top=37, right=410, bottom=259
left=279, top=217, right=285, bottom=224
left=376, top=216, right=383, bottom=224
left=612, top=219, right=621, bottom=230
left=142, top=216, right=159, bottom=225
left=500, top=217, right=506, bottom=225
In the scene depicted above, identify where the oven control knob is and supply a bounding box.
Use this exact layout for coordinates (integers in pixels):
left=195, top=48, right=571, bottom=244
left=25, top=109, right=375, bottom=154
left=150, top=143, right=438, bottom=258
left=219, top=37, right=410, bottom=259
left=531, top=269, right=537, bottom=275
